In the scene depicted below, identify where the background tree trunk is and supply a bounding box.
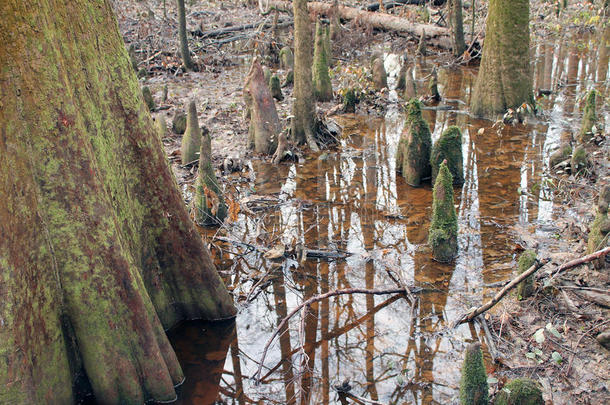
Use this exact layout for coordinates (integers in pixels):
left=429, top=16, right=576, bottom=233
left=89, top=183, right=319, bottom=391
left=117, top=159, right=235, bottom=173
left=177, top=0, right=195, bottom=71
left=0, top=1, right=235, bottom=403
left=470, top=0, right=533, bottom=116
left=450, top=0, right=466, bottom=57
left=292, top=0, right=316, bottom=145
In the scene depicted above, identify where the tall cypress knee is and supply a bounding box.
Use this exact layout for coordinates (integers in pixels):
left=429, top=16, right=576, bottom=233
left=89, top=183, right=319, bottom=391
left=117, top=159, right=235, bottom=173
left=429, top=161, right=458, bottom=262
left=459, top=343, right=489, bottom=405
left=193, top=127, right=227, bottom=226
left=313, top=21, right=333, bottom=102
left=396, top=99, right=432, bottom=186
left=181, top=100, right=201, bottom=164
left=579, top=89, right=600, bottom=143
left=431, top=125, right=463, bottom=185
left=516, top=249, right=536, bottom=299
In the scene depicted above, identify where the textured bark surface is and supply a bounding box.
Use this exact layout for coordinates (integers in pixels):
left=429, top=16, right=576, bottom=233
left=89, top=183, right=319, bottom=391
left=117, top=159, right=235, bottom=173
left=244, top=59, right=281, bottom=154
left=193, top=127, right=227, bottom=226
left=471, top=0, right=533, bottom=116
left=450, top=0, right=467, bottom=56
left=181, top=100, right=202, bottom=164
left=292, top=0, right=316, bottom=145
left=313, top=21, right=333, bottom=101
left=0, top=1, right=235, bottom=403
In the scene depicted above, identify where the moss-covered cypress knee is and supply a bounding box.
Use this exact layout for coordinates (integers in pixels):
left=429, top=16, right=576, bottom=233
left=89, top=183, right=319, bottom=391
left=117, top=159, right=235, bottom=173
left=431, top=125, right=463, bottom=185
left=495, top=378, right=543, bottom=405
left=429, top=68, right=440, bottom=101
left=396, top=99, right=432, bottom=186
left=193, top=126, right=227, bottom=226
left=587, top=185, right=610, bottom=268
left=342, top=88, right=358, bottom=113
left=156, top=115, right=167, bottom=139
left=181, top=100, right=201, bottom=164
left=128, top=44, right=139, bottom=71
left=269, top=74, right=283, bottom=101
left=372, top=57, right=388, bottom=90
left=172, top=111, right=187, bottom=134
left=142, top=86, right=155, bottom=111
left=579, top=89, right=600, bottom=143
left=459, top=342, right=489, bottom=405
left=549, top=144, right=572, bottom=168
left=279, top=46, right=294, bottom=71
left=570, top=145, right=589, bottom=176
left=516, top=249, right=537, bottom=299
left=429, top=161, right=458, bottom=262
left=313, top=21, right=333, bottom=101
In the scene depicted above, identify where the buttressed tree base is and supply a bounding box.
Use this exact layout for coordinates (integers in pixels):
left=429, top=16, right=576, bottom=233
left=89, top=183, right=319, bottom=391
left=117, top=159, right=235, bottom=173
left=0, top=1, right=235, bottom=403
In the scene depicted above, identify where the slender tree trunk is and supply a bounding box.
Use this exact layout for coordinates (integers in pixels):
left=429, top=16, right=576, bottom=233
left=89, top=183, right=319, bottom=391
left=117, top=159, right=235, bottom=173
left=471, top=0, right=533, bottom=116
left=292, top=0, right=317, bottom=147
left=0, top=1, right=234, bottom=403
left=450, top=0, right=466, bottom=57
left=177, top=0, right=195, bottom=71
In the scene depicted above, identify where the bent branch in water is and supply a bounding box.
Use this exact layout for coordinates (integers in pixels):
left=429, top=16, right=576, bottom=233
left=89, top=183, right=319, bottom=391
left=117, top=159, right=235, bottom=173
left=253, top=286, right=422, bottom=381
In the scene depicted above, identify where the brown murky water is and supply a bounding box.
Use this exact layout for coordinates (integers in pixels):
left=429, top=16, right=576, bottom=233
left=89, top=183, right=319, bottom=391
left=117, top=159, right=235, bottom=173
left=168, top=33, right=608, bottom=405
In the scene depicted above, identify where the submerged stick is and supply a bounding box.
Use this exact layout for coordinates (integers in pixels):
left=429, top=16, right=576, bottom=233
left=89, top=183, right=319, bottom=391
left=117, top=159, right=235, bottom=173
left=254, top=286, right=421, bottom=381
left=454, top=246, right=610, bottom=327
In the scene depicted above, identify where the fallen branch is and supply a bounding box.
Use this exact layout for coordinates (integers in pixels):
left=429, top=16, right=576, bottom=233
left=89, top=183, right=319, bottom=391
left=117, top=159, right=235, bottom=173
left=193, top=18, right=292, bottom=38
left=453, top=259, right=550, bottom=327
left=454, top=247, right=610, bottom=326
left=267, top=1, right=455, bottom=50
left=253, top=286, right=421, bottom=381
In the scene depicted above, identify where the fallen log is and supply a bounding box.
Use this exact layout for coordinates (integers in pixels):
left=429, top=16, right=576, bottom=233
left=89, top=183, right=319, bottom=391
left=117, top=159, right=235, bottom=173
left=454, top=246, right=610, bottom=326
left=365, top=0, right=446, bottom=12
left=267, top=0, right=454, bottom=50
left=193, top=18, right=292, bottom=38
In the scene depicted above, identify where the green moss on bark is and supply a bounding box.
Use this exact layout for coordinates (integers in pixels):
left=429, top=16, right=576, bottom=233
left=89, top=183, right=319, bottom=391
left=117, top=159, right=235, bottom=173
left=495, top=378, right=543, bottom=405
left=0, top=1, right=235, bottom=403
left=342, top=88, right=358, bottom=113
left=429, top=162, right=458, bottom=262
left=578, top=89, right=600, bottom=143
left=279, top=46, right=294, bottom=70
left=516, top=249, right=536, bottom=299
left=181, top=100, right=201, bottom=164
left=313, top=21, right=333, bottom=102
left=431, top=125, right=463, bottom=185
left=459, top=343, right=489, bottom=405
left=396, top=99, right=432, bottom=186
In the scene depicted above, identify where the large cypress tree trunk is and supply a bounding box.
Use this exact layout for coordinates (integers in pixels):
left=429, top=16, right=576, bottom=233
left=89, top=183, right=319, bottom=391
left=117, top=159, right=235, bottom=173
left=470, top=0, right=533, bottom=116
left=291, top=0, right=317, bottom=147
left=0, top=1, right=235, bottom=404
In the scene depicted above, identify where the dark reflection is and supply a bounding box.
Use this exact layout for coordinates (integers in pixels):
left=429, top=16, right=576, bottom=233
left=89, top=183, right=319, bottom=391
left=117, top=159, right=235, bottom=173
left=168, top=320, right=235, bottom=405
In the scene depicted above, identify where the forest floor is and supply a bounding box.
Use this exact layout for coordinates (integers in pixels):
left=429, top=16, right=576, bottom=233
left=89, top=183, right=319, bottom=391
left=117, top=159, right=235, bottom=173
left=113, top=0, right=609, bottom=403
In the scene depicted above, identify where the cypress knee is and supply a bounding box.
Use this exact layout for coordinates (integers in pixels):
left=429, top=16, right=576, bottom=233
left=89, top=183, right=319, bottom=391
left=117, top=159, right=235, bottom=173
left=431, top=125, right=463, bottom=185
left=193, top=127, right=227, bottom=226
left=181, top=100, right=201, bottom=164
left=579, top=89, right=600, bottom=143
left=495, top=378, right=543, bottom=405
left=429, top=161, right=458, bottom=262
left=459, top=343, right=489, bottom=405
left=396, top=99, right=432, bottom=186
left=516, top=249, right=536, bottom=299
left=313, top=21, right=333, bottom=101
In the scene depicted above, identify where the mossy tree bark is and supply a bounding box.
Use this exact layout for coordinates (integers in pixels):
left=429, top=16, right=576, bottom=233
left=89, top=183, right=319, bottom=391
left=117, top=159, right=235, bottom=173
left=313, top=21, right=333, bottom=101
left=470, top=0, right=533, bottom=116
left=177, top=0, right=195, bottom=71
left=193, top=127, right=227, bottom=225
left=292, top=0, right=319, bottom=151
left=0, top=1, right=235, bottom=403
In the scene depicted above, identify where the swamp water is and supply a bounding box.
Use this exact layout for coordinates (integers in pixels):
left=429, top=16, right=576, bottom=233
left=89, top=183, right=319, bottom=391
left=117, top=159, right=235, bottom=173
left=168, top=39, right=608, bottom=404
